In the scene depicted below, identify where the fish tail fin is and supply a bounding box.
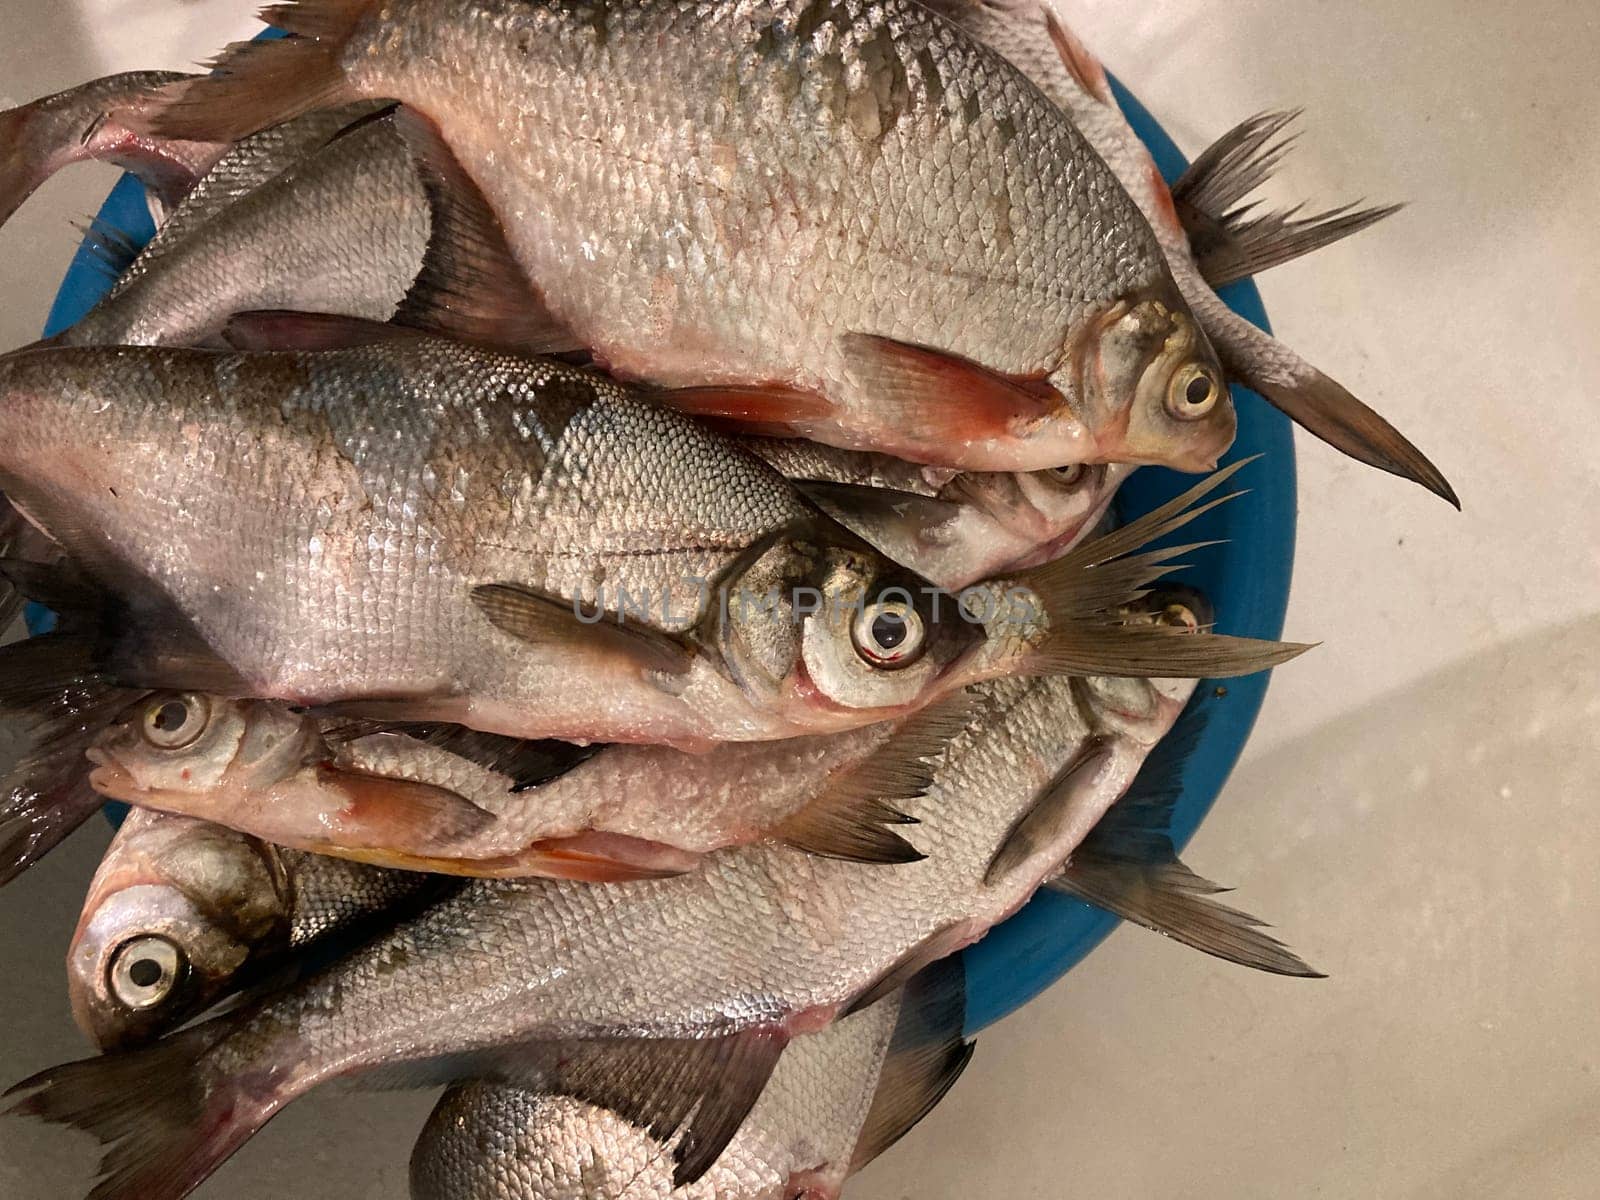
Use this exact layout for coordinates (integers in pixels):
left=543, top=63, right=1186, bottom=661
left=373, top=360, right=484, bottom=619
left=1174, top=110, right=1403, bottom=286
left=1198, top=298, right=1458, bottom=507
left=1014, top=459, right=1316, bottom=678
left=0, top=72, right=203, bottom=228
left=3, top=1025, right=260, bottom=1200
left=137, top=3, right=376, bottom=143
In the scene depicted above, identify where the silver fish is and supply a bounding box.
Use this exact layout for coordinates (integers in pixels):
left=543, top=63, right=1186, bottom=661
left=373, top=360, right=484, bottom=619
left=410, top=960, right=971, bottom=1200
left=60, top=113, right=425, bottom=350
left=0, top=336, right=1303, bottom=751
left=3, top=645, right=1195, bottom=1199
left=66, top=806, right=435, bottom=1051
left=925, top=0, right=1455, bottom=504
left=81, top=683, right=967, bottom=878
left=142, top=0, right=1237, bottom=474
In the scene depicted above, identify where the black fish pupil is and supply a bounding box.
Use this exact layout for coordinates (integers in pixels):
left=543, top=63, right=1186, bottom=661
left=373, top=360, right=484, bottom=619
left=154, top=701, right=188, bottom=731
left=128, top=959, right=163, bottom=988
left=872, top=610, right=909, bottom=651
left=1185, top=376, right=1212, bottom=407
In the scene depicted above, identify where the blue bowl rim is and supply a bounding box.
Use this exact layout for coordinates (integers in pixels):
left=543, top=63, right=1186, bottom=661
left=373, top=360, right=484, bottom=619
left=38, top=70, right=1297, bottom=1037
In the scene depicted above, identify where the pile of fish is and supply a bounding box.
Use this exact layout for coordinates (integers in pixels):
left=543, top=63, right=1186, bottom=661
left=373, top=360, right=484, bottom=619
left=0, top=1, right=1452, bottom=1197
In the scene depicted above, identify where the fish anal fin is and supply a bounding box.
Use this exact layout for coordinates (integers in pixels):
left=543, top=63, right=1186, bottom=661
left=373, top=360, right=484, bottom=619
left=471, top=582, right=693, bottom=680
left=851, top=956, right=974, bottom=1171
left=985, top=736, right=1117, bottom=884
left=1051, top=858, right=1324, bottom=977
left=779, top=693, right=975, bottom=864
left=1043, top=10, right=1115, bottom=107
left=548, top=1028, right=790, bottom=1187
left=837, top=332, right=1074, bottom=453
left=389, top=109, right=583, bottom=354
left=260, top=0, right=377, bottom=39
left=222, top=310, right=424, bottom=352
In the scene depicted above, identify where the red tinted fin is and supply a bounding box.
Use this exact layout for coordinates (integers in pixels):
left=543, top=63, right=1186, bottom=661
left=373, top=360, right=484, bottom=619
left=1043, top=10, right=1115, bottom=107
left=222, top=310, right=424, bottom=352
left=519, top=832, right=700, bottom=881
left=135, top=8, right=371, bottom=143
left=318, top=765, right=497, bottom=847
left=390, top=110, right=583, bottom=354
left=836, top=332, right=1067, bottom=447
left=660, top=383, right=836, bottom=436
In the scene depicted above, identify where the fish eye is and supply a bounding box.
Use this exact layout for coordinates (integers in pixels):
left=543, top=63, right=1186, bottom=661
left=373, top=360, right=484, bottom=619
left=1167, top=364, right=1222, bottom=420
left=108, top=935, right=185, bottom=1010
left=1048, top=464, right=1086, bottom=486
left=141, top=694, right=210, bottom=750
left=1158, top=602, right=1200, bottom=632
left=851, top=595, right=926, bottom=670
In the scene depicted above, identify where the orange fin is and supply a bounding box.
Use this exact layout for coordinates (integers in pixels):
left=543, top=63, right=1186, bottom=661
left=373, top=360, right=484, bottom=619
left=336, top=832, right=699, bottom=882
left=135, top=6, right=371, bottom=142
left=1043, top=10, right=1115, bottom=108
left=837, top=332, right=1064, bottom=445
left=317, top=765, right=497, bottom=849
left=659, top=383, right=836, bottom=436
left=390, top=110, right=584, bottom=354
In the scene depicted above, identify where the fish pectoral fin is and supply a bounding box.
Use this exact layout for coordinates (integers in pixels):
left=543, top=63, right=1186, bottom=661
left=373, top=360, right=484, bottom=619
left=389, top=109, right=585, bottom=355
left=316, top=765, right=498, bottom=848
left=1224, top=352, right=1458, bottom=508
left=837, top=332, right=1065, bottom=446
left=1012, top=457, right=1317, bottom=678
left=222, top=310, right=424, bottom=352
left=471, top=582, right=694, bottom=679
left=1049, top=858, right=1324, bottom=978
left=1042, top=9, right=1116, bottom=107
left=74, top=213, right=146, bottom=282
left=984, top=736, right=1117, bottom=885
left=544, top=1028, right=790, bottom=1188
left=851, top=956, right=974, bottom=1171
left=791, top=479, right=966, bottom=551
left=1172, top=110, right=1403, bottom=288
left=777, top=693, right=977, bottom=865
left=657, top=383, right=837, bottom=438
left=518, top=832, right=701, bottom=882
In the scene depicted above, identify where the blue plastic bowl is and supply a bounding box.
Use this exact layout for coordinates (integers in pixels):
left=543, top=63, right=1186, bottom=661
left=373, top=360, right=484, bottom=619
left=40, top=76, right=1295, bottom=1037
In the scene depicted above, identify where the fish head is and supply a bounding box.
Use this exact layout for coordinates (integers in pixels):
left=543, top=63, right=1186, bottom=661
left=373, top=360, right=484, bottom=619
left=67, top=807, right=291, bottom=1050
left=85, top=693, right=324, bottom=807
left=707, top=529, right=984, bottom=727
left=939, top=462, right=1133, bottom=571
left=1077, top=583, right=1214, bottom=734
left=1065, top=293, right=1235, bottom=472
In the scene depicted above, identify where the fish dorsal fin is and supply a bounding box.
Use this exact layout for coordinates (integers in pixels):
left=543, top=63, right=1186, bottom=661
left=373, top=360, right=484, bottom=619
left=389, top=109, right=583, bottom=355
left=1042, top=8, right=1115, bottom=108
left=984, top=735, right=1117, bottom=884
left=850, top=956, right=974, bottom=1171
left=1046, top=701, right=1324, bottom=977
left=1172, top=110, right=1403, bottom=288
left=548, top=1029, right=789, bottom=1187
left=778, top=693, right=976, bottom=865
left=471, top=582, right=694, bottom=680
